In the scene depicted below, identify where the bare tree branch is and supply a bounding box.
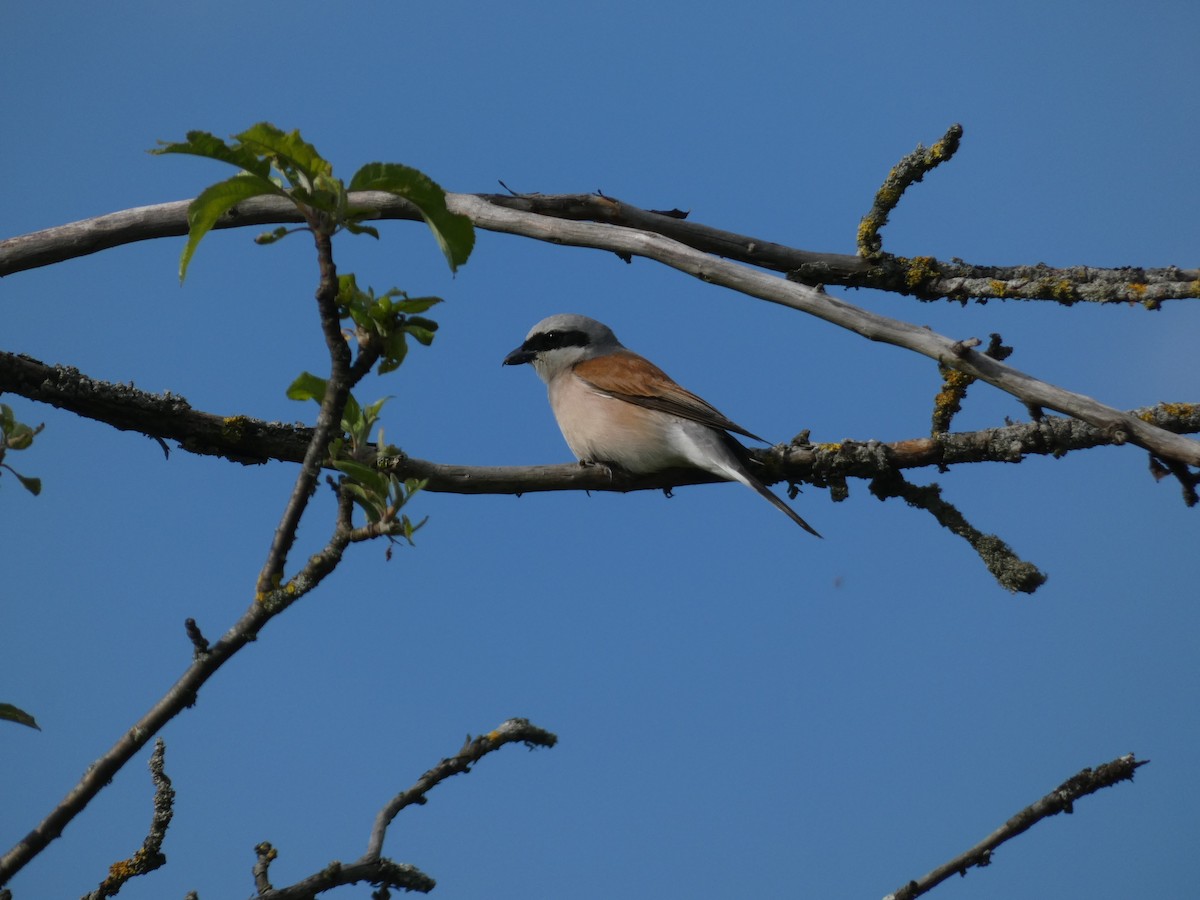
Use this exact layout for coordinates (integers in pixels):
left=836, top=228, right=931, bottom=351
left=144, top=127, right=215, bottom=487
left=857, top=124, right=964, bottom=256
left=81, top=739, right=175, bottom=900
left=251, top=842, right=435, bottom=899
left=255, top=228, right=356, bottom=597
left=366, top=718, right=558, bottom=861
left=2, top=348, right=1197, bottom=495
left=6, top=196, right=1199, bottom=471
left=245, top=719, right=555, bottom=900
left=14, top=344, right=1195, bottom=591
left=885, top=754, right=1148, bottom=900
left=0, top=591, right=291, bottom=883
left=868, top=472, right=1046, bottom=593
left=2, top=187, right=1195, bottom=305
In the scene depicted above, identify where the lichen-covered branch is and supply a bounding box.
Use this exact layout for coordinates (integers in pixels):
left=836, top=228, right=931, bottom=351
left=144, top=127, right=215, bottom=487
left=2, top=186, right=1195, bottom=306
left=868, top=472, right=1046, bottom=594
left=81, top=739, right=175, bottom=900
left=807, top=256, right=1200, bottom=308
left=857, top=124, right=964, bottom=257
left=885, top=754, right=1148, bottom=900
left=930, top=334, right=1014, bottom=434
left=3, top=348, right=1197, bottom=494
left=23, top=188, right=1195, bottom=465
left=251, top=842, right=436, bottom=899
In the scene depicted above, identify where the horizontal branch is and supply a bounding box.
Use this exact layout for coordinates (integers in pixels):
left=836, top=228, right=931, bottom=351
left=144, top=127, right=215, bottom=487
left=886, top=753, right=1148, bottom=900
left=4, top=348, right=1197, bottom=495
left=2, top=192, right=1195, bottom=306
left=252, top=844, right=435, bottom=899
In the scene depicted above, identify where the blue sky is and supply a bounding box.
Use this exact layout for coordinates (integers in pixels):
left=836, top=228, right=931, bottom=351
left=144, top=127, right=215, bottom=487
left=2, top=2, right=1198, bottom=898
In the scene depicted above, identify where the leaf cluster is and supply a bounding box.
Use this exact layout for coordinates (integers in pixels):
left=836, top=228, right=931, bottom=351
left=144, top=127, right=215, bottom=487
left=152, top=122, right=474, bottom=549
left=338, top=274, right=441, bottom=375
left=286, top=373, right=425, bottom=541
left=152, top=122, right=474, bottom=281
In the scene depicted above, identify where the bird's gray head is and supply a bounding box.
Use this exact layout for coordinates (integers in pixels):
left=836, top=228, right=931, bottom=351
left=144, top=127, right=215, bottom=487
left=502, top=314, right=624, bottom=382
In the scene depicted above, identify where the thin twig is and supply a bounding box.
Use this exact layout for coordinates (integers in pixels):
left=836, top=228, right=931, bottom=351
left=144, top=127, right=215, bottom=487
left=183, top=618, right=209, bottom=658
left=0, top=389, right=369, bottom=885
left=931, top=334, right=1013, bottom=434
left=365, top=718, right=557, bottom=861
left=858, top=124, right=964, bottom=256
left=253, top=842, right=277, bottom=894
left=247, top=720, right=555, bottom=900
left=255, top=229, right=352, bottom=596
left=82, top=739, right=175, bottom=900
left=885, top=754, right=1148, bottom=900
left=868, top=472, right=1046, bottom=593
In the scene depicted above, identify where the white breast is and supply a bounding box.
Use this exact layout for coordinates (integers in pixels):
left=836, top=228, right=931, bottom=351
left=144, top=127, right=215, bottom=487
left=546, top=371, right=744, bottom=479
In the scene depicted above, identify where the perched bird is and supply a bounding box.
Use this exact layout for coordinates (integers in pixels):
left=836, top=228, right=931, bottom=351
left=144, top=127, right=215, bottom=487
left=503, top=313, right=821, bottom=537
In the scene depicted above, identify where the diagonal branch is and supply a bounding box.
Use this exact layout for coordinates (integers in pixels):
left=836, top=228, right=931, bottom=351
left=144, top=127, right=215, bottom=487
left=868, top=471, right=1046, bottom=594
left=886, top=754, right=1148, bottom=900
left=1, top=190, right=1195, bottom=306
left=365, top=718, right=558, bottom=861
left=246, top=719, right=556, bottom=900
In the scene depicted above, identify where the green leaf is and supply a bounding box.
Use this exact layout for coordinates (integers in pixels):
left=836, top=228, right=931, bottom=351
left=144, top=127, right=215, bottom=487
left=0, top=703, right=40, bottom=730
left=344, top=220, right=380, bottom=239
left=333, top=459, right=389, bottom=497
left=379, top=333, right=408, bottom=374
left=286, top=371, right=328, bottom=403
left=363, top=396, right=392, bottom=424
left=236, top=123, right=332, bottom=186
left=15, top=472, right=42, bottom=496
left=348, top=162, right=474, bottom=272
left=342, top=482, right=385, bottom=523
left=394, top=296, right=443, bottom=315
left=180, top=174, right=281, bottom=282
left=342, top=392, right=363, bottom=437
left=151, top=130, right=273, bottom=180
left=404, top=320, right=437, bottom=346
left=6, top=422, right=34, bottom=450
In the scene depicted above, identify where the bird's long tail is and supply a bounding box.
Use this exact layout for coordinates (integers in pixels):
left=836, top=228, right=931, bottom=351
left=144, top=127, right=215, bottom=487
left=687, top=429, right=823, bottom=537
left=738, top=468, right=823, bottom=537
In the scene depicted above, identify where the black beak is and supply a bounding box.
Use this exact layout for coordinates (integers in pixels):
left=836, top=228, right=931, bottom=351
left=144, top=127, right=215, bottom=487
left=503, top=345, right=535, bottom=366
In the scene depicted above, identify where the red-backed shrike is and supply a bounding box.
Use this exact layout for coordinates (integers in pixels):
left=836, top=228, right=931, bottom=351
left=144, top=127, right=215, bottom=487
left=503, top=314, right=821, bottom=537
